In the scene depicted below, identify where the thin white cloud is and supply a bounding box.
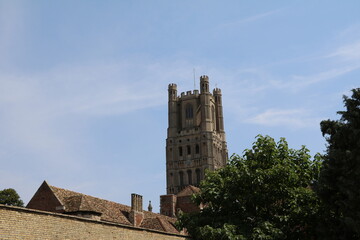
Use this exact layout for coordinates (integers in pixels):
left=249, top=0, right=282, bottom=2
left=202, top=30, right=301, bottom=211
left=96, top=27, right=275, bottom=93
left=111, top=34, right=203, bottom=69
left=247, top=109, right=321, bottom=128
left=217, top=8, right=283, bottom=29
left=326, top=41, right=360, bottom=61
left=337, top=23, right=360, bottom=42
left=289, top=64, right=360, bottom=89
left=270, top=39, right=360, bottom=91
left=0, top=59, right=198, bottom=170
left=253, top=40, right=360, bottom=92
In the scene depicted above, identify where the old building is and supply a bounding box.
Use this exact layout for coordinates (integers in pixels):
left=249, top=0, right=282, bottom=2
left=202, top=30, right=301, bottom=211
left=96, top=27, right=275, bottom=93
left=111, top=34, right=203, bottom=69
left=166, top=75, right=228, bottom=195
left=0, top=75, right=231, bottom=239
left=26, top=181, right=184, bottom=236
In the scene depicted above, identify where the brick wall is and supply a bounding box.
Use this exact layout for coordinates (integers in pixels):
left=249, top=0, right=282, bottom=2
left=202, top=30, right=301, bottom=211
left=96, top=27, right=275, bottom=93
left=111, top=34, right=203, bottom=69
left=0, top=204, right=189, bottom=240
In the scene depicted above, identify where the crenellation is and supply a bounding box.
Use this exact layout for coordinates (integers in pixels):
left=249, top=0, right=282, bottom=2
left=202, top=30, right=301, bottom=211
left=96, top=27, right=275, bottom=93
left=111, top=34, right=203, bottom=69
left=176, top=90, right=200, bottom=99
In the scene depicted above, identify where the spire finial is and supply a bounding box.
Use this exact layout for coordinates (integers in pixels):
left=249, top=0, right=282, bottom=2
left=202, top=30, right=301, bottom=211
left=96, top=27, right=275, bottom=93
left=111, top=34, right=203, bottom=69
left=148, top=200, right=153, bottom=212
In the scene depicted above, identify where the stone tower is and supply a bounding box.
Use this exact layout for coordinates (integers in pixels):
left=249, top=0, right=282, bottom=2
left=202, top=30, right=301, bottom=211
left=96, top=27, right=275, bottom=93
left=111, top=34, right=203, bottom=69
left=166, top=75, right=228, bottom=194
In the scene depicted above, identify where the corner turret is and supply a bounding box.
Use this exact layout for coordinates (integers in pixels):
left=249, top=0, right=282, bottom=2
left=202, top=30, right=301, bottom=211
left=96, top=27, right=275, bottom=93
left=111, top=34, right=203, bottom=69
left=200, top=75, right=209, bottom=94
left=213, top=88, right=224, bottom=132
left=168, top=83, right=178, bottom=137
left=168, top=83, right=177, bottom=101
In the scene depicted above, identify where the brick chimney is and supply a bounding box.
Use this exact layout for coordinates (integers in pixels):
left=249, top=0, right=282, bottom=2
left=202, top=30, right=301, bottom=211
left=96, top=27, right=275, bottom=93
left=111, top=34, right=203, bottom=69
left=160, top=194, right=177, bottom=217
left=129, top=193, right=144, bottom=227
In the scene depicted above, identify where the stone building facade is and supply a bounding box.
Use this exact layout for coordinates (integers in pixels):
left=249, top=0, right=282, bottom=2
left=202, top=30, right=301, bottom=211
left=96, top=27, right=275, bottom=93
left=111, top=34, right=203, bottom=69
left=166, top=75, right=228, bottom=195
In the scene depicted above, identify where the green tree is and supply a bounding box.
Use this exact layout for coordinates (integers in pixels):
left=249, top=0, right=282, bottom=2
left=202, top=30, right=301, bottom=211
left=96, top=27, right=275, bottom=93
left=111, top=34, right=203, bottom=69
left=177, top=135, right=322, bottom=240
left=0, top=188, right=24, bottom=207
left=317, top=88, right=360, bottom=240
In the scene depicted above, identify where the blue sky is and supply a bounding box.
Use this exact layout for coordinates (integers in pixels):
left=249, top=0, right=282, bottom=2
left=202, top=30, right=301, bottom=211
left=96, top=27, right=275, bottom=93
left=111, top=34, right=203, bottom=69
left=1, top=1, right=359, bottom=212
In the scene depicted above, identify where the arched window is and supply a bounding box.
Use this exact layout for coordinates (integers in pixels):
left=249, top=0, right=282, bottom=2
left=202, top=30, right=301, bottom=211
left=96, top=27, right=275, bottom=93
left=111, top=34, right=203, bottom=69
left=196, top=169, right=201, bottom=185
left=195, top=144, right=200, bottom=154
left=179, top=171, right=184, bottom=186
left=187, top=170, right=192, bottom=185
left=179, top=146, right=183, bottom=157
left=187, top=145, right=191, bottom=155
left=185, top=104, right=193, bottom=119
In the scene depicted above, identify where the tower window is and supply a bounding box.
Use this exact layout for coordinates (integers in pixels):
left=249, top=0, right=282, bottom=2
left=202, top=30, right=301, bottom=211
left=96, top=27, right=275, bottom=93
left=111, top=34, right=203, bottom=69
left=196, top=169, right=201, bottom=185
left=195, top=144, right=200, bottom=154
left=179, top=147, right=183, bottom=157
left=185, top=104, right=193, bottom=119
left=187, top=170, right=192, bottom=185
left=187, top=145, right=191, bottom=155
left=179, top=171, right=184, bottom=186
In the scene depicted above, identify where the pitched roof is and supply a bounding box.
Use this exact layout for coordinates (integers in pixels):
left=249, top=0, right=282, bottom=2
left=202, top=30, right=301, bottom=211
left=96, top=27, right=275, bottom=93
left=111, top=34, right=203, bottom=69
left=176, top=185, right=200, bottom=197
left=48, top=184, right=180, bottom=234
left=63, top=195, right=99, bottom=213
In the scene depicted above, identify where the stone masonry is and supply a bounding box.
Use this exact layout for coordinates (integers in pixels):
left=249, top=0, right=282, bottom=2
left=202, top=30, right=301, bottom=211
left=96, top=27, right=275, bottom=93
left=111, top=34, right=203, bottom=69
left=0, top=204, right=188, bottom=240
left=166, top=75, right=228, bottom=194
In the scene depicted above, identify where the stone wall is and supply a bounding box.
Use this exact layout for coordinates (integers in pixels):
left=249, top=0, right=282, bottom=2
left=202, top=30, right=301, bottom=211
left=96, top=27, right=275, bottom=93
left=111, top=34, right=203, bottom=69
left=0, top=204, right=189, bottom=240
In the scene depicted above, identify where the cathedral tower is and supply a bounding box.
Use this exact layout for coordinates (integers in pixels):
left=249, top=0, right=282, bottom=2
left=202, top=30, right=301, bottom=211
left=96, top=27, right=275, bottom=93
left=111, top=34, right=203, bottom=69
left=166, top=75, right=228, bottom=194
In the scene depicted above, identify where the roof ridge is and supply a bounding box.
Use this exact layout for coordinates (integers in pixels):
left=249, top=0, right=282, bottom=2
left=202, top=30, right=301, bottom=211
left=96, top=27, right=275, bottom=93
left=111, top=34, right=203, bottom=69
left=49, top=185, right=131, bottom=210
left=46, top=183, right=64, bottom=206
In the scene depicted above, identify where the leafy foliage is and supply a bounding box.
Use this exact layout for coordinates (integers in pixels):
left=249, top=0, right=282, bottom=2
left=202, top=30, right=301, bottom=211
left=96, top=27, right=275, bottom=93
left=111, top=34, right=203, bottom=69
left=177, top=135, right=322, bottom=240
left=0, top=188, right=24, bottom=207
left=317, top=88, right=360, bottom=239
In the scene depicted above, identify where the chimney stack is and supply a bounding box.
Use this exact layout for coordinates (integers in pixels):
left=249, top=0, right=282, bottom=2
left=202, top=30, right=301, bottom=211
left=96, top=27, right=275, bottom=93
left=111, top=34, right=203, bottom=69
left=160, top=194, right=177, bottom=217
left=129, top=193, right=144, bottom=227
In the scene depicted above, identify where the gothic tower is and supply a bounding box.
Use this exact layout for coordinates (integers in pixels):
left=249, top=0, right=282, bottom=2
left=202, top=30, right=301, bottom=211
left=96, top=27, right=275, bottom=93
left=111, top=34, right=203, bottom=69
left=166, top=75, right=228, bottom=194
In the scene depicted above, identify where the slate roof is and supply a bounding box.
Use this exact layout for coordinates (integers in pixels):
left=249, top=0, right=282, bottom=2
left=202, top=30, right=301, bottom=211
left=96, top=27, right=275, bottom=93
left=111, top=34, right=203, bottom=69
left=48, top=184, right=181, bottom=234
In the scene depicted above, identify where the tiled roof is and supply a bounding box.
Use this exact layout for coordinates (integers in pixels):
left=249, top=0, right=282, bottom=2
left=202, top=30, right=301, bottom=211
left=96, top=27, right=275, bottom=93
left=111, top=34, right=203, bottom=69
left=158, top=216, right=180, bottom=234
left=48, top=184, right=181, bottom=234
left=176, top=185, right=200, bottom=197
left=140, top=217, right=164, bottom=231
left=63, top=195, right=99, bottom=213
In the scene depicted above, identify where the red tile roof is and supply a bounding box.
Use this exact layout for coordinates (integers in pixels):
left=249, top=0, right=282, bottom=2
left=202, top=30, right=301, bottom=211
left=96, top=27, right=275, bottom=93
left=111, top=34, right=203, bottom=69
left=48, top=184, right=182, bottom=234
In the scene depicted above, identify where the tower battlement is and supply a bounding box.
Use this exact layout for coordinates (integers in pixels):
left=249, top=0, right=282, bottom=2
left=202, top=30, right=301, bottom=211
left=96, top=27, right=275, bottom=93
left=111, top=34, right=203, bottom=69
left=168, top=83, right=177, bottom=89
left=200, top=75, right=209, bottom=81
left=213, top=88, right=222, bottom=94
left=179, top=90, right=200, bottom=98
